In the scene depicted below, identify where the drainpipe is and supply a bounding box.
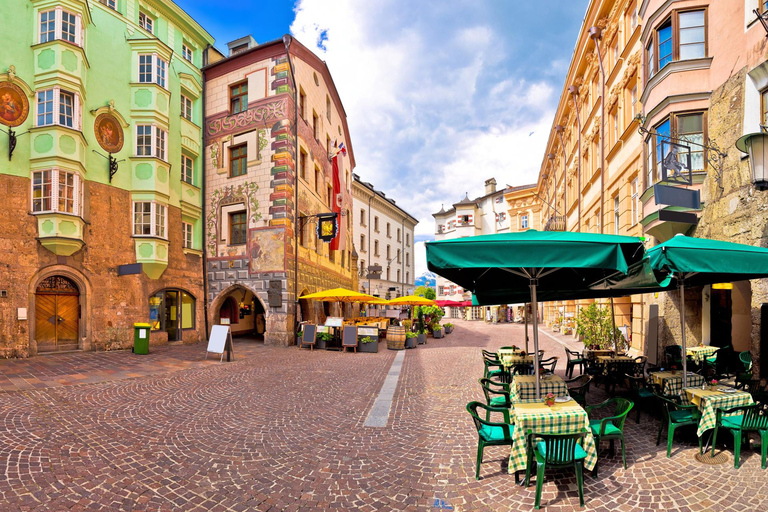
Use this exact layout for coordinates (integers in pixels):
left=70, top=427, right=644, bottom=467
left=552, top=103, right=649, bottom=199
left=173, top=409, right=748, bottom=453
left=568, top=86, right=582, bottom=231
left=202, top=44, right=211, bottom=340
left=589, top=26, right=605, bottom=234
left=283, top=35, right=300, bottom=340
left=555, top=124, right=567, bottom=232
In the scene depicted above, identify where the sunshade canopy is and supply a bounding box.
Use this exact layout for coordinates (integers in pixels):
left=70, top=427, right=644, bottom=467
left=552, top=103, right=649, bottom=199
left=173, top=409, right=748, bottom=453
left=435, top=300, right=462, bottom=307
left=426, top=231, right=646, bottom=305
left=299, top=288, right=376, bottom=302
left=386, top=295, right=437, bottom=306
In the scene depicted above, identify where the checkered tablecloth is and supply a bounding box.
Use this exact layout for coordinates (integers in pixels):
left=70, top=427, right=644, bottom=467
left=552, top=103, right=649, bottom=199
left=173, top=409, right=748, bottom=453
left=498, top=347, right=522, bottom=358
left=509, top=400, right=598, bottom=473
left=583, top=349, right=614, bottom=360
left=683, top=387, right=754, bottom=437
left=512, top=375, right=569, bottom=402
left=686, top=346, right=718, bottom=363
left=499, top=354, right=534, bottom=369
left=650, top=372, right=704, bottom=397
left=597, top=355, right=635, bottom=364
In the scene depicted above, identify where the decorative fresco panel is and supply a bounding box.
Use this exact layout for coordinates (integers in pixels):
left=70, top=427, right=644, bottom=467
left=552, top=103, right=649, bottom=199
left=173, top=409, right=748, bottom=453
left=0, top=82, right=29, bottom=127
left=94, top=112, right=124, bottom=153
left=249, top=226, right=285, bottom=274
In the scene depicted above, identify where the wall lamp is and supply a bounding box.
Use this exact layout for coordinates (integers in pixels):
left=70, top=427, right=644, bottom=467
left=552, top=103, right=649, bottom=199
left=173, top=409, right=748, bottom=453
left=736, top=128, right=768, bottom=190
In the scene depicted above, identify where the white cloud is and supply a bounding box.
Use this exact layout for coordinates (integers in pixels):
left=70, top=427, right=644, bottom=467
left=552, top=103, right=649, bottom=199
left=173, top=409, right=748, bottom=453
left=414, top=241, right=427, bottom=279
left=290, top=0, right=574, bottom=261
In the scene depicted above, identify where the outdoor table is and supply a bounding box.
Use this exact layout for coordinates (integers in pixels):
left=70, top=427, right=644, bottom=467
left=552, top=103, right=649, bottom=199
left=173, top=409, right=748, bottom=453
left=509, top=399, right=598, bottom=473
left=498, top=347, right=522, bottom=358
left=597, top=355, right=634, bottom=364
left=499, top=354, right=534, bottom=369
left=684, top=387, right=754, bottom=437
left=583, top=349, right=614, bottom=360
left=650, top=371, right=704, bottom=397
left=511, top=374, right=569, bottom=402
left=686, top=345, right=718, bottom=363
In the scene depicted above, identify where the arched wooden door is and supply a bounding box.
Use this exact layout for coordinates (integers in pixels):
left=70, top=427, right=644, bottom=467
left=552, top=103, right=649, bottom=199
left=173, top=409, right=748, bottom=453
left=35, top=276, right=80, bottom=352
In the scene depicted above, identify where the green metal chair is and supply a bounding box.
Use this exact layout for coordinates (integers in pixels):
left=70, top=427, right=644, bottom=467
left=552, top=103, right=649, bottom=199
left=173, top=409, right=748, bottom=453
left=585, top=398, right=633, bottom=476
left=564, top=348, right=585, bottom=378
left=738, top=351, right=753, bottom=381
left=524, top=429, right=588, bottom=509
left=479, top=378, right=512, bottom=421
left=466, top=401, right=515, bottom=480
left=538, top=356, right=559, bottom=374
left=564, top=375, right=592, bottom=407
left=654, top=394, right=703, bottom=457
left=712, top=404, right=768, bottom=469
left=625, top=374, right=659, bottom=423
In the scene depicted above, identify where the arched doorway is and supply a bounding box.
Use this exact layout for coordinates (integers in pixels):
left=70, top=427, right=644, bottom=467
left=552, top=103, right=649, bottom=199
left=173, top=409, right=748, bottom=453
left=219, top=297, right=239, bottom=325
left=35, top=276, right=80, bottom=353
left=214, top=286, right=267, bottom=342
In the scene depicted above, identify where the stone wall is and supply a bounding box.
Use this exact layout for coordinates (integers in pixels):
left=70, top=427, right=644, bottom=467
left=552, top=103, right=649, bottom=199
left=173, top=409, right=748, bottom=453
left=0, top=175, right=205, bottom=357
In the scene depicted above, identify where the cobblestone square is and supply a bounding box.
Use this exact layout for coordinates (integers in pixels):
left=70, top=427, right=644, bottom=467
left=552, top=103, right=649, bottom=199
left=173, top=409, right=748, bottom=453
left=0, top=319, right=766, bottom=511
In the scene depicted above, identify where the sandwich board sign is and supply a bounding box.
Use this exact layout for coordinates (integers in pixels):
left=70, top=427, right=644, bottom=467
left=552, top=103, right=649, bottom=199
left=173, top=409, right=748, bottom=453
left=207, top=324, right=234, bottom=362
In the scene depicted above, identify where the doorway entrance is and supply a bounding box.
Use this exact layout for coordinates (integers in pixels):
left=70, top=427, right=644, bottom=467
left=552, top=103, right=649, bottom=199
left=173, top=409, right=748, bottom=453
left=149, top=289, right=196, bottom=341
left=216, top=287, right=267, bottom=341
left=35, top=276, right=80, bottom=352
left=710, top=287, right=732, bottom=348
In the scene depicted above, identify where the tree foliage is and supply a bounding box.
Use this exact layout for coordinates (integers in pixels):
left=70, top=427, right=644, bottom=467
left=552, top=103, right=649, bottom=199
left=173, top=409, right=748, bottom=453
left=575, top=303, right=627, bottom=352
left=414, top=285, right=436, bottom=300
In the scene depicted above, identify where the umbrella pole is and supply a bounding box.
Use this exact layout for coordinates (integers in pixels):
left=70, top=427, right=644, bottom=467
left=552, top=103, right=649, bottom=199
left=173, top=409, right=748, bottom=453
left=524, top=303, right=529, bottom=353
left=680, top=280, right=687, bottom=388
left=530, top=281, right=541, bottom=400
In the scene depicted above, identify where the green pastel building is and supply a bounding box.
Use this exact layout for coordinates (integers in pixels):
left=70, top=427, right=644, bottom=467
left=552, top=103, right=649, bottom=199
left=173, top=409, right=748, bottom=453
left=0, top=0, right=218, bottom=355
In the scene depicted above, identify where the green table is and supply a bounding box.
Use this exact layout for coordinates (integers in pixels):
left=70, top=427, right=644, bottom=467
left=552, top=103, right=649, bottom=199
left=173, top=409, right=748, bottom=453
left=509, top=399, right=598, bottom=473
left=684, top=387, right=754, bottom=437
left=650, top=371, right=704, bottom=397
left=511, top=375, right=569, bottom=403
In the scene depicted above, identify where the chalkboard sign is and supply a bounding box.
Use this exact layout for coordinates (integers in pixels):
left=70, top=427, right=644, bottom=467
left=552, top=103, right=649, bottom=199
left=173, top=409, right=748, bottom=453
left=206, top=325, right=234, bottom=362
left=358, top=326, right=379, bottom=337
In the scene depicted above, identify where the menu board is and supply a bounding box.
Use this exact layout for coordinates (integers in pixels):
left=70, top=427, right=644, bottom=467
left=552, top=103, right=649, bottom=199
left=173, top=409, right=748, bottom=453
left=325, top=317, right=343, bottom=327
left=358, top=326, right=379, bottom=337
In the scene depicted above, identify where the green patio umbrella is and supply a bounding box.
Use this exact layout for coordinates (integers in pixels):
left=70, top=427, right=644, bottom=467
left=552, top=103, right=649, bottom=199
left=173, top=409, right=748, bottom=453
left=613, top=234, right=768, bottom=387
left=426, top=230, right=646, bottom=399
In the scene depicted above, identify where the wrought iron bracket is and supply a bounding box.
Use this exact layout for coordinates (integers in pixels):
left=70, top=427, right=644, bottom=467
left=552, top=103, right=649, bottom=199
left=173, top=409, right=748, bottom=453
left=754, top=8, right=768, bottom=37
left=634, top=114, right=728, bottom=189
left=92, top=150, right=124, bottom=183
left=0, top=127, right=27, bottom=161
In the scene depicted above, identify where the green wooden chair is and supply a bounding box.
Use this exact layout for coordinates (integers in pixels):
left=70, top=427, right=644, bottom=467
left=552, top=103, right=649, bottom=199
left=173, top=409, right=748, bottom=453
left=564, top=375, right=592, bottom=407
left=466, top=401, right=515, bottom=480
left=654, top=393, right=703, bottom=457
left=585, top=397, right=633, bottom=476
left=524, top=429, right=588, bottom=509
left=712, top=404, right=768, bottom=469
left=479, top=378, right=512, bottom=421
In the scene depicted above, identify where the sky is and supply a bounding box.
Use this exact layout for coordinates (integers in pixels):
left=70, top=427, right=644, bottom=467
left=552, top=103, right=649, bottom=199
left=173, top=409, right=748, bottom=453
left=181, top=0, right=589, bottom=278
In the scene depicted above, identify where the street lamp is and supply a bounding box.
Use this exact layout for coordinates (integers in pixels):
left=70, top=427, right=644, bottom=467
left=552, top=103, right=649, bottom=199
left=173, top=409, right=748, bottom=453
left=589, top=26, right=605, bottom=234
left=736, top=131, right=768, bottom=190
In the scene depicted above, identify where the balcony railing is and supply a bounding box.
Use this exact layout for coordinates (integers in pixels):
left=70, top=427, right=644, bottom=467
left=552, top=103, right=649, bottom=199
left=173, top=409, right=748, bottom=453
left=544, top=215, right=566, bottom=232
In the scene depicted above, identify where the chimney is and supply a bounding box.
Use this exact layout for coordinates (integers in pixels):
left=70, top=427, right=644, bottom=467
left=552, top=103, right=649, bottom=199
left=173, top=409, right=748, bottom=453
left=485, top=178, right=497, bottom=195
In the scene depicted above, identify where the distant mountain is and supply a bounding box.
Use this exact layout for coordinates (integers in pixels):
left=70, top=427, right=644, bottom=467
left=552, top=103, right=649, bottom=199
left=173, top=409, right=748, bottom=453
left=415, top=271, right=436, bottom=287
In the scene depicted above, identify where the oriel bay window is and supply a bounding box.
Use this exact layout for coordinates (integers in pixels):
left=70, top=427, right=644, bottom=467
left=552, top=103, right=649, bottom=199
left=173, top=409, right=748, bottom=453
left=38, top=8, right=82, bottom=46
left=645, top=112, right=705, bottom=187
left=646, top=9, right=706, bottom=81
left=31, top=170, right=82, bottom=215
left=36, top=88, right=80, bottom=129
left=133, top=201, right=167, bottom=239
left=135, top=125, right=167, bottom=161
left=138, top=54, right=167, bottom=88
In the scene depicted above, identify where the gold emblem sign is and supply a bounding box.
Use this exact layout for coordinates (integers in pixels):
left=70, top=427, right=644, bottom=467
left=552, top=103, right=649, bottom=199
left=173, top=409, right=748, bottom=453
left=94, top=112, right=124, bottom=153
left=0, top=82, right=29, bottom=127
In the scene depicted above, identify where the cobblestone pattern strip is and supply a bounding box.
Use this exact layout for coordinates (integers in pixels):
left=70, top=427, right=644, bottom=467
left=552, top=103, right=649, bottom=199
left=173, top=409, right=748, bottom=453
left=364, top=349, right=405, bottom=427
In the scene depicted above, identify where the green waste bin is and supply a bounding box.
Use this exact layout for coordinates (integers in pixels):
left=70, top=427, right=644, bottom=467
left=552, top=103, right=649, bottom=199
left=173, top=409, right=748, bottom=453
left=133, top=323, right=151, bottom=355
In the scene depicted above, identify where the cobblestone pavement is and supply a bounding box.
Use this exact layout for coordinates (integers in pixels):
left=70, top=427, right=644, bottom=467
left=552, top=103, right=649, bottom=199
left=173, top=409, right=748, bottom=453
left=0, top=320, right=766, bottom=511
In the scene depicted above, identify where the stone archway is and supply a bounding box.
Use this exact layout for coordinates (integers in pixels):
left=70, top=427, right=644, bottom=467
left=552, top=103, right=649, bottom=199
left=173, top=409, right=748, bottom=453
left=210, top=284, right=268, bottom=341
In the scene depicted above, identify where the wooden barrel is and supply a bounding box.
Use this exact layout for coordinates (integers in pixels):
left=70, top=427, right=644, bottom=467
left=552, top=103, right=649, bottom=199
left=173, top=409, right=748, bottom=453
left=386, top=326, right=406, bottom=350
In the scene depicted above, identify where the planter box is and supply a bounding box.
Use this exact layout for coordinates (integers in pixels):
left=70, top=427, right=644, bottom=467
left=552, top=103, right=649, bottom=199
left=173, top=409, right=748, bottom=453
left=316, top=337, right=327, bottom=350
left=432, top=328, right=444, bottom=339
left=359, top=339, right=378, bottom=353
left=444, top=326, right=453, bottom=334
left=417, top=333, right=427, bottom=344
left=405, top=337, right=417, bottom=349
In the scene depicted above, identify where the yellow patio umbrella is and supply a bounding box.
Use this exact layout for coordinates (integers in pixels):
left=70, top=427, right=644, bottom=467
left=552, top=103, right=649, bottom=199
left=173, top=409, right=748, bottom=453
left=365, top=297, right=390, bottom=305
left=298, top=288, right=377, bottom=303
left=385, top=295, right=437, bottom=306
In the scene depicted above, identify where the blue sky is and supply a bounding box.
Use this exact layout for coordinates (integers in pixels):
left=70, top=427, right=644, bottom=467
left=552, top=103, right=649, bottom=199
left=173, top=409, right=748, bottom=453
left=181, top=0, right=589, bottom=276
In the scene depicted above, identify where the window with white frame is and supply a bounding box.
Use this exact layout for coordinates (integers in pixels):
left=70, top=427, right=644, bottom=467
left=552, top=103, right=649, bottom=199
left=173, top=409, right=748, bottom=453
left=135, top=125, right=168, bottom=161
left=521, top=214, right=529, bottom=229
left=180, top=94, right=193, bottom=121
left=182, top=222, right=193, bottom=248
left=182, top=44, right=193, bottom=62
left=31, top=170, right=82, bottom=215
left=38, top=8, right=82, bottom=46
left=181, top=154, right=193, bottom=184
left=138, top=54, right=167, bottom=88
left=99, top=0, right=117, bottom=10
left=139, top=11, right=154, bottom=34
left=133, top=201, right=167, bottom=238
left=36, top=88, right=80, bottom=130
left=631, top=177, right=639, bottom=225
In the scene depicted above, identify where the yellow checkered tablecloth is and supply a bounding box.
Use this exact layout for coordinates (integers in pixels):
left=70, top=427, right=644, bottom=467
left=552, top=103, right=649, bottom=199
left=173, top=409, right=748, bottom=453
left=684, top=387, right=754, bottom=437
left=509, top=400, right=598, bottom=473
left=583, top=349, right=614, bottom=360
left=512, top=375, right=569, bottom=402
left=498, top=347, right=522, bottom=358
left=597, top=355, right=635, bottom=363
left=650, top=372, right=704, bottom=397
left=686, top=345, right=718, bottom=363
left=499, top=354, right=534, bottom=369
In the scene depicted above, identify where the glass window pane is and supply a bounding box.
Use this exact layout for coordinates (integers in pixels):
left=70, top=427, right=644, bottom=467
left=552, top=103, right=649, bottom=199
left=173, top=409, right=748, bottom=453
left=679, top=27, right=704, bottom=45
left=149, top=292, right=163, bottom=330
left=678, top=114, right=703, bottom=134
left=181, top=292, right=195, bottom=329
left=679, top=10, right=704, bottom=29
left=679, top=44, right=705, bottom=60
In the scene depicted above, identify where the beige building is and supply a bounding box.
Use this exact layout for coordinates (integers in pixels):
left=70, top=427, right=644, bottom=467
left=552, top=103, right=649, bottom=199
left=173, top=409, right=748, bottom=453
left=203, top=36, right=356, bottom=345
left=352, top=174, right=417, bottom=300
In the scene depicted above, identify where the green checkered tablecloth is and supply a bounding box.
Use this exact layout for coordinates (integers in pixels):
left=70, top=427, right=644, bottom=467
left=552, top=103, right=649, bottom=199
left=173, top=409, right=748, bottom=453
left=498, top=347, right=522, bottom=358
left=512, top=375, right=569, bottom=402
left=499, top=354, right=534, bottom=369
left=686, top=345, right=718, bottom=363
left=650, top=372, right=704, bottom=397
left=683, top=387, right=754, bottom=437
left=509, top=400, right=597, bottom=473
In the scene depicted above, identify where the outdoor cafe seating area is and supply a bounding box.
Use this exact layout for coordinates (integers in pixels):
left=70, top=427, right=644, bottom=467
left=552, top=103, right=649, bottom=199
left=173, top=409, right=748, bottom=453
left=468, top=342, right=768, bottom=509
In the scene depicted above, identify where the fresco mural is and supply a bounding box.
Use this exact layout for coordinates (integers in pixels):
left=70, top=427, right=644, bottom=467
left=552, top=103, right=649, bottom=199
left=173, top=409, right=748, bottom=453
left=206, top=182, right=261, bottom=258
left=249, top=227, right=285, bottom=273
left=94, top=112, right=124, bottom=153
left=0, top=81, right=28, bottom=127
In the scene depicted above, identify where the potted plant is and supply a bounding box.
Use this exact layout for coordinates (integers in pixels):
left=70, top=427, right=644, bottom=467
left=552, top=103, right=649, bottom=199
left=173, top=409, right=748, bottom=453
left=544, top=392, right=556, bottom=407
left=402, top=319, right=413, bottom=332
left=359, top=336, right=378, bottom=353
left=431, top=320, right=444, bottom=339
left=405, top=332, right=418, bottom=349
left=296, top=329, right=303, bottom=346
left=316, top=331, right=332, bottom=350
left=444, top=322, right=454, bottom=334
left=709, top=379, right=718, bottom=391
left=417, top=327, right=427, bottom=345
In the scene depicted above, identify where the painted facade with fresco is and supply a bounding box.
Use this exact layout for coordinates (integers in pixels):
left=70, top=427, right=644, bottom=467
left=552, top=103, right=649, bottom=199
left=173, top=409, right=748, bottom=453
left=204, top=37, right=356, bottom=346
left=0, top=0, right=216, bottom=356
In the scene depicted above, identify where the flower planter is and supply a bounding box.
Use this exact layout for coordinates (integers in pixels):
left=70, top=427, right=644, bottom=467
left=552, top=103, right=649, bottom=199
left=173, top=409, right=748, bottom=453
left=432, top=328, right=444, bottom=339
left=359, top=339, right=378, bottom=353
left=444, top=326, right=453, bottom=334
left=405, top=336, right=417, bottom=349
left=417, top=333, right=427, bottom=345
left=315, top=337, right=327, bottom=350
